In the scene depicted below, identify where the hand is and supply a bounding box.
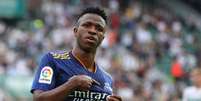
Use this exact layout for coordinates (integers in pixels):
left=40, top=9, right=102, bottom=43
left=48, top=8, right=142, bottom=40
left=107, top=95, right=122, bottom=101
left=68, top=75, right=98, bottom=91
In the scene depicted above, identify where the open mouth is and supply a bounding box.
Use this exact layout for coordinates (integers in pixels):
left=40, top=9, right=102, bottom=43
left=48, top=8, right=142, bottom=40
left=85, top=36, right=97, bottom=43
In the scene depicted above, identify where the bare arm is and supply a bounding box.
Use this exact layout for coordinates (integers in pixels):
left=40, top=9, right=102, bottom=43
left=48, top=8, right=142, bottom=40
left=107, top=95, right=122, bottom=101
left=33, top=75, right=95, bottom=101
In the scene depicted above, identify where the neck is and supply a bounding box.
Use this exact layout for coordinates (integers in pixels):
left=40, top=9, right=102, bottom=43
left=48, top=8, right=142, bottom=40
left=72, top=47, right=96, bottom=72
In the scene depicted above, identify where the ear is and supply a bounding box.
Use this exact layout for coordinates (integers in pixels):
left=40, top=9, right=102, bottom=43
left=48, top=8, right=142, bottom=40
left=73, top=27, right=78, bottom=33
left=73, top=27, right=78, bottom=37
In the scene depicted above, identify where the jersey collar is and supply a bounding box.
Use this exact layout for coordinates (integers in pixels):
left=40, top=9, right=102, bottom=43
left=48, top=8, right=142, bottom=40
left=69, top=51, right=97, bottom=73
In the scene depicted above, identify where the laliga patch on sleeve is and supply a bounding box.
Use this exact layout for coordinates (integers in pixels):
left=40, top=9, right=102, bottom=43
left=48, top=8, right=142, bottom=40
left=39, top=66, right=53, bottom=84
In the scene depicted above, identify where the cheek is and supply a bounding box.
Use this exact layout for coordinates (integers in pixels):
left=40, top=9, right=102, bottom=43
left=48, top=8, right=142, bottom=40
left=198, top=77, right=201, bottom=82
left=76, top=29, right=85, bottom=38
left=98, top=35, right=104, bottom=42
left=192, top=77, right=200, bottom=83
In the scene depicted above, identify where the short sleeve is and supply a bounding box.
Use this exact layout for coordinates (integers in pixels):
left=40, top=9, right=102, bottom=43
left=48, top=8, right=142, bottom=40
left=31, top=53, right=57, bottom=93
left=104, top=73, right=113, bottom=95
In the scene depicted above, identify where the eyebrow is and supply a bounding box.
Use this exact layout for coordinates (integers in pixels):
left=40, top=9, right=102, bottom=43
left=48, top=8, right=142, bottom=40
left=81, top=20, right=105, bottom=28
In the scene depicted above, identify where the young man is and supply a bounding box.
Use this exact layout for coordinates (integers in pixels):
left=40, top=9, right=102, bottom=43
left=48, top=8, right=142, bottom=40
left=31, top=7, right=122, bottom=101
left=182, top=68, right=201, bottom=101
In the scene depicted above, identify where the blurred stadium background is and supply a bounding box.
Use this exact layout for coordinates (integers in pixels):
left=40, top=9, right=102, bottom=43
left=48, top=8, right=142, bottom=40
left=0, top=0, right=201, bottom=101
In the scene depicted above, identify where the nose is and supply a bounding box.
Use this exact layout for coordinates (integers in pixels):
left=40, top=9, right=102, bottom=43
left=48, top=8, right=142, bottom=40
left=88, top=26, right=97, bottom=35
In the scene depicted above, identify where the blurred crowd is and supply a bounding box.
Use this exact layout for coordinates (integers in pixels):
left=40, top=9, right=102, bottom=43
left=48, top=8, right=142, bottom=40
left=0, top=0, right=201, bottom=101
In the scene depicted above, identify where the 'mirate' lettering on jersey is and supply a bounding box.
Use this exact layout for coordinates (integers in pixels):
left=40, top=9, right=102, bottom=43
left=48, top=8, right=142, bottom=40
left=68, top=90, right=109, bottom=101
left=50, top=51, right=70, bottom=59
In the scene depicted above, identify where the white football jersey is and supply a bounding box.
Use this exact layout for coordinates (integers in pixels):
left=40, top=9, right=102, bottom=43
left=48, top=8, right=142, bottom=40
left=182, top=86, right=201, bottom=101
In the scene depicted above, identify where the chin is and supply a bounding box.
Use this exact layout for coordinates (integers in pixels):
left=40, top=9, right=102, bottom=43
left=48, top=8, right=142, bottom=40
left=82, top=46, right=97, bottom=53
left=78, top=41, right=99, bottom=53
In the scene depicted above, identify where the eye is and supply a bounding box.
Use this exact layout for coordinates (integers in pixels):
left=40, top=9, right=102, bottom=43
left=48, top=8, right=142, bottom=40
left=96, top=25, right=104, bottom=32
left=82, top=22, right=91, bottom=28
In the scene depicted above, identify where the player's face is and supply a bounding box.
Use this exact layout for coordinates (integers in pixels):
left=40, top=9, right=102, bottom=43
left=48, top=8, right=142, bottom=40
left=74, top=14, right=106, bottom=52
left=190, top=70, right=201, bottom=86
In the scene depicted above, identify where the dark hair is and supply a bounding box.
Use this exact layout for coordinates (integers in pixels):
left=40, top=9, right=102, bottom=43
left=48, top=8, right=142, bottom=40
left=77, top=7, right=107, bottom=24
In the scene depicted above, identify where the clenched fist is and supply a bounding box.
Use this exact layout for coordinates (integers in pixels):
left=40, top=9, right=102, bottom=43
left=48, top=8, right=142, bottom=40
left=67, top=75, right=99, bottom=91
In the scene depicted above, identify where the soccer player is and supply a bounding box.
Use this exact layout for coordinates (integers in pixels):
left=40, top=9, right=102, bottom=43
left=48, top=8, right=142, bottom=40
left=31, top=7, right=122, bottom=101
left=182, top=68, right=201, bottom=101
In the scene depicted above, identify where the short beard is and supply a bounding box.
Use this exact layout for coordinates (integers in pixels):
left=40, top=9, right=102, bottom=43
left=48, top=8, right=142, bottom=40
left=77, top=38, right=98, bottom=53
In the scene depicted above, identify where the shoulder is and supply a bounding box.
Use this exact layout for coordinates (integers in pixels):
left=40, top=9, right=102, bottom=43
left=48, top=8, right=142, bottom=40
left=39, top=50, right=70, bottom=65
left=98, top=65, right=113, bottom=81
left=48, top=50, right=70, bottom=60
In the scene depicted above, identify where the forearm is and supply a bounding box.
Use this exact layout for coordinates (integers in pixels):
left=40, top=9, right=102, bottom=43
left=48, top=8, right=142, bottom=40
left=33, top=81, right=76, bottom=101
